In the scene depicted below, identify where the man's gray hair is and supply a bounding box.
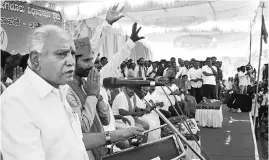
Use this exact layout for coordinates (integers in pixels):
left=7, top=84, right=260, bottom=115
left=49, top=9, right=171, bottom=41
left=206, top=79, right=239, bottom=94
left=27, top=25, right=65, bottom=67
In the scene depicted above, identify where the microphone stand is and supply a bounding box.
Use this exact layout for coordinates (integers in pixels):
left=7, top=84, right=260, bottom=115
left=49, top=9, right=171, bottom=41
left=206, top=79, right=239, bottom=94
left=144, top=100, right=206, bottom=160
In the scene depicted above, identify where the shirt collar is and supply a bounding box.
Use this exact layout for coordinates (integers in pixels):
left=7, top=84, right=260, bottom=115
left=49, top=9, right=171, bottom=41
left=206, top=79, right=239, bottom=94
left=25, top=67, right=67, bottom=99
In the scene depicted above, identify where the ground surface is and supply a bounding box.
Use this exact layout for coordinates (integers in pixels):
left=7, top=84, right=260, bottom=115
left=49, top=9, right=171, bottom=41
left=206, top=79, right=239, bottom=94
left=200, top=105, right=257, bottom=160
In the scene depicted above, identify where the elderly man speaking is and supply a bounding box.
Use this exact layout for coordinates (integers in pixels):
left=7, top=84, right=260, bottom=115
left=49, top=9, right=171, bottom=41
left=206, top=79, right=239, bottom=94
left=1, top=17, right=144, bottom=160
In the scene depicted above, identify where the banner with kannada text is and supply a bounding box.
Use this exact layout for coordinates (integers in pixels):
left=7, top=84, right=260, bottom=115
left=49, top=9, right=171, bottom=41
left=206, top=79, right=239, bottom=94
left=1, top=1, right=62, bottom=54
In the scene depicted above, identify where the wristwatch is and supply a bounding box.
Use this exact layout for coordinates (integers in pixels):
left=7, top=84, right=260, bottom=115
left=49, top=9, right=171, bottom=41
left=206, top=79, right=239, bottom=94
left=104, top=131, right=112, bottom=145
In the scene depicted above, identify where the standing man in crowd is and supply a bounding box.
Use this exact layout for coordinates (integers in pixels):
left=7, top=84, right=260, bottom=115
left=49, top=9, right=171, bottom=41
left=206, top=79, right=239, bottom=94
left=238, top=66, right=248, bottom=94
left=188, top=61, right=203, bottom=103
left=144, top=60, right=150, bottom=75
left=157, top=60, right=166, bottom=77
left=172, top=61, right=178, bottom=75
left=184, top=60, right=190, bottom=69
left=234, top=67, right=240, bottom=93
left=202, top=57, right=218, bottom=99
left=163, top=61, right=175, bottom=78
left=215, top=61, right=223, bottom=99
left=127, top=63, right=136, bottom=78
left=211, top=56, right=217, bottom=66
left=147, top=61, right=158, bottom=78
left=176, top=59, right=188, bottom=79
left=134, top=57, right=146, bottom=78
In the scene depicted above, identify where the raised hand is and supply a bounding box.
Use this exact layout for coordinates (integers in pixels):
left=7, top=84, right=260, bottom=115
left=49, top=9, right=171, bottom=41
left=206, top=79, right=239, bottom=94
left=106, top=3, right=125, bottom=25
left=130, top=22, right=145, bottom=42
left=13, top=66, right=23, bottom=82
left=82, top=68, right=100, bottom=97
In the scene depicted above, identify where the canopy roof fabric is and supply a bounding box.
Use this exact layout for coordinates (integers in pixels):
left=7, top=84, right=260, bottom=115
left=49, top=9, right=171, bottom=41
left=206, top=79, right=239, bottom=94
left=51, top=0, right=268, bottom=60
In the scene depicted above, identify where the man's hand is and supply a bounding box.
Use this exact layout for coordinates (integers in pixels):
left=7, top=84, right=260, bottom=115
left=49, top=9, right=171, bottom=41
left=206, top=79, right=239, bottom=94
left=117, top=127, right=145, bottom=139
left=135, top=111, right=145, bottom=117
left=156, top=102, right=164, bottom=108
left=121, top=116, right=131, bottom=125
left=82, top=68, right=100, bottom=97
left=106, top=3, right=125, bottom=25
left=143, top=108, right=151, bottom=114
left=13, top=66, right=23, bottom=82
left=130, top=22, right=145, bottom=42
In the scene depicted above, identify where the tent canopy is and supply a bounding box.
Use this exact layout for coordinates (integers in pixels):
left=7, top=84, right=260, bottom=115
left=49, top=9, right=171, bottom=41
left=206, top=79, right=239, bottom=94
left=51, top=0, right=268, bottom=60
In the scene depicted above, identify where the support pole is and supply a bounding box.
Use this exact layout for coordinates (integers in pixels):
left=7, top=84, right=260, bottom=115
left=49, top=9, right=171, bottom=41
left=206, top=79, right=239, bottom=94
left=253, top=1, right=264, bottom=128
left=249, top=30, right=252, bottom=64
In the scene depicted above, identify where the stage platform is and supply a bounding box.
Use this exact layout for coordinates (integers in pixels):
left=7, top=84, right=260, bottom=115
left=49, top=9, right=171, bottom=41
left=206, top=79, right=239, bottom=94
left=200, top=105, right=259, bottom=160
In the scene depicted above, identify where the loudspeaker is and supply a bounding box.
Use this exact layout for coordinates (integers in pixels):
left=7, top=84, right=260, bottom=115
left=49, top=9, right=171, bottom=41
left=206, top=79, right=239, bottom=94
left=227, top=93, right=252, bottom=112
left=102, top=135, right=183, bottom=160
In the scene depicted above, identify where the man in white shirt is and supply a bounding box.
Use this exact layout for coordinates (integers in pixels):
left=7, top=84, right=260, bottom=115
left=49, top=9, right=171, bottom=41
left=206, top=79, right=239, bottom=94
left=175, top=60, right=188, bottom=79
left=127, top=63, right=136, bottom=78
left=147, top=61, right=158, bottom=78
left=1, top=17, right=144, bottom=160
left=134, top=58, right=146, bottom=78
left=163, top=61, right=175, bottom=77
left=112, top=87, right=149, bottom=130
left=188, top=61, right=203, bottom=103
left=202, top=57, right=218, bottom=99
left=238, top=66, right=248, bottom=94
left=132, top=87, right=161, bottom=142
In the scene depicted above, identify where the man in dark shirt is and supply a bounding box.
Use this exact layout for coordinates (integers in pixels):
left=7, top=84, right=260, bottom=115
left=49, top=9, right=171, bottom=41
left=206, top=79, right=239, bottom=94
left=157, top=60, right=166, bottom=76
left=216, top=61, right=223, bottom=99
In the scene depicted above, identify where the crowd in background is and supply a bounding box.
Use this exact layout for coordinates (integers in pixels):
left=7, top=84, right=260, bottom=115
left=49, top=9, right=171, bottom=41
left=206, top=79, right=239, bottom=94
left=94, top=56, right=224, bottom=103
left=1, top=49, right=268, bottom=128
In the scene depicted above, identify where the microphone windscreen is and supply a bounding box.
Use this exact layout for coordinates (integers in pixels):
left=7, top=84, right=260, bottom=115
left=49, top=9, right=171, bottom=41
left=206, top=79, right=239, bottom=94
left=103, top=77, right=117, bottom=88
left=103, top=77, right=165, bottom=88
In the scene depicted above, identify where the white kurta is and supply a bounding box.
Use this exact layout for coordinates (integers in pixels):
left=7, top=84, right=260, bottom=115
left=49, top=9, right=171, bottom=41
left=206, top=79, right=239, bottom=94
left=135, top=94, right=161, bottom=142
left=112, top=92, right=135, bottom=128
left=112, top=92, right=161, bottom=141
left=1, top=68, right=89, bottom=160
left=153, top=86, right=172, bottom=111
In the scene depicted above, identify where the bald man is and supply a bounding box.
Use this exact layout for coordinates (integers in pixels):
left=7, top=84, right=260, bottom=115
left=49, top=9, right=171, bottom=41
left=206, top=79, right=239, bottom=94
left=1, top=23, right=144, bottom=160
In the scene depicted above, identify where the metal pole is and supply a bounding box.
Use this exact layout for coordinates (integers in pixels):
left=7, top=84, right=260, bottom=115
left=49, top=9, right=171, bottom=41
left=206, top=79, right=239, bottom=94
left=249, top=30, right=252, bottom=64
left=153, top=108, right=206, bottom=160
left=253, top=1, right=264, bottom=128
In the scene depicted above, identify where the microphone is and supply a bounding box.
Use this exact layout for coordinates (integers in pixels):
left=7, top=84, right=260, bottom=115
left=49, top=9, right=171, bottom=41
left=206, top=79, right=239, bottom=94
left=126, top=77, right=155, bottom=81
left=103, top=77, right=165, bottom=88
